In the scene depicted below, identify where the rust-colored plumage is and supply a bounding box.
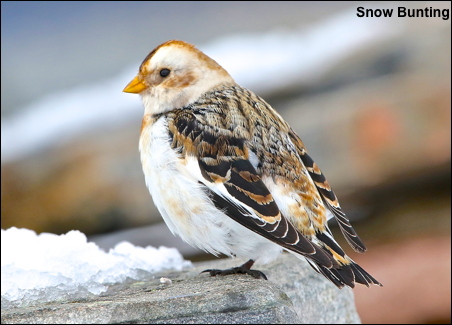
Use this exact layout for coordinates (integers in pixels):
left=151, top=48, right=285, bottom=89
left=124, top=40, right=382, bottom=289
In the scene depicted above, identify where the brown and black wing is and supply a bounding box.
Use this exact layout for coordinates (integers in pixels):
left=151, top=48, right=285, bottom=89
left=288, top=128, right=367, bottom=253
left=167, top=110, right=335, bottom=269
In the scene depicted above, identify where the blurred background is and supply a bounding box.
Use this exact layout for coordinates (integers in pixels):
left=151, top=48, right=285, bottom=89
left=1, top=1, right=450, bottom=323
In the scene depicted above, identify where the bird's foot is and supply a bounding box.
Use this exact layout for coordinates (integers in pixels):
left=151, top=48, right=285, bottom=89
left=201, top=259, right=267, bottom=280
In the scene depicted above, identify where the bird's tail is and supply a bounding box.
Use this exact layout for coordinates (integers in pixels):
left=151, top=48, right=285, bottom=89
left=306, top=231, right=382, bottom=288
left=306, top=257, right=382, bottom=289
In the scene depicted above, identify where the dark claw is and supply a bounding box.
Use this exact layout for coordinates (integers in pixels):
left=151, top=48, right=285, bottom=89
left=200, top=259, right=268, bottom=280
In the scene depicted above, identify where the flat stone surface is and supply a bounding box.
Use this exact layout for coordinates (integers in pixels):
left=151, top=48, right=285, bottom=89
left=1, top=253, right=361, bottom=324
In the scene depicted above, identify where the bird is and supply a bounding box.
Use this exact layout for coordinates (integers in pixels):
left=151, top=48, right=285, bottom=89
left=123, top=40, right=382, bottom=289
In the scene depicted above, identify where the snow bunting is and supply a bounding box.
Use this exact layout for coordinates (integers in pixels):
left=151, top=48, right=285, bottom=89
left=123, top=40, right=381, bottom=289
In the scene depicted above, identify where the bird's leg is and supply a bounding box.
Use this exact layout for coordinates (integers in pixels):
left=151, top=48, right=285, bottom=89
left=201, top=259, right=267, bottom=280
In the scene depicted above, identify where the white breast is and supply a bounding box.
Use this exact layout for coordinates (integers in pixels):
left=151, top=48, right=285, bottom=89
left=139, top=117, right=282, bottom=263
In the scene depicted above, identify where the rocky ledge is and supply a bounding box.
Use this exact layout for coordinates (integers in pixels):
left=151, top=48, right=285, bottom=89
left=1, top=253, right=361, bottom=324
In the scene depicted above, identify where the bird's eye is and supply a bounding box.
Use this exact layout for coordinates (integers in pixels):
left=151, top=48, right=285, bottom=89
left=159, top=68, right=170, bottom=77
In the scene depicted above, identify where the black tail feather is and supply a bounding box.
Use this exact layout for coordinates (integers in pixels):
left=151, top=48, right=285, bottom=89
left=308, top=259, right=382, bottom=289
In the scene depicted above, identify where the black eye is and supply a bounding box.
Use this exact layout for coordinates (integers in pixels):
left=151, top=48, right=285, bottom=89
left=160, top=68, right=170, bottom=77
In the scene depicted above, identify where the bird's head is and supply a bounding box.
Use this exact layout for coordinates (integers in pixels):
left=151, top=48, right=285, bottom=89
left=123, top=40, right=235, bottom=115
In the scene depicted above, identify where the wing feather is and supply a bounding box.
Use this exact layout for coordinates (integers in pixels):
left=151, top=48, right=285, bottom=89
left=167, top=110, right=335, bottom=268
left=288, top=129, right=367, bottom=253
left=160, top=85, right=381, bottom=288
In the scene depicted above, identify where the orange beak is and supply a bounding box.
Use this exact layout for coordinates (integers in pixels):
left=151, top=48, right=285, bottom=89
left=123, top=75, right=147, bottom=94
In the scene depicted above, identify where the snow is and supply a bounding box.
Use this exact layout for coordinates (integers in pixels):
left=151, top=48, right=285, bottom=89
left=1, top=227, right=192, bottom=308
left=0, top=7, right=403, bottom=164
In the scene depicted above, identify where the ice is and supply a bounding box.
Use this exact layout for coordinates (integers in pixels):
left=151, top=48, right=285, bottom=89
left=1, top=227, right=192, bottom=308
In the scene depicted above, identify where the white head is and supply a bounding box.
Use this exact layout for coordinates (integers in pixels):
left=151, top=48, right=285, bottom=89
left=123, top=40, right=235, bottom=115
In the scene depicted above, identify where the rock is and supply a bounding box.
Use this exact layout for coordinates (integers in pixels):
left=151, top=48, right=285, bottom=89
left=261, top=254, right=361, bottom=324
left=1, top=253, right=361, bottom=324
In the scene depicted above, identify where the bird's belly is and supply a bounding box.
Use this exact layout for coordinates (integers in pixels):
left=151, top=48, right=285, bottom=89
left=139, top=117, right=282, bottom=262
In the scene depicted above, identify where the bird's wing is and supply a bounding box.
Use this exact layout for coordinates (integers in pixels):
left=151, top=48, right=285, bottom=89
left=165, top=107, right=381, bottom=288
left=287, top=128, right=367, bottom=253
left=166, top=109, right=335, bottom=269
